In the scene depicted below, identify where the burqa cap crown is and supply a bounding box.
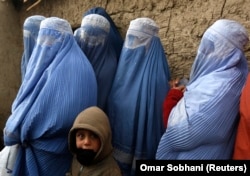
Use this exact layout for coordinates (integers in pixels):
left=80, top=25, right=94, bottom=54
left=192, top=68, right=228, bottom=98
left=81, top=14, right=110, bottom=33
left=209, top=19, right=249, bottom=51
left=129, top=17, right=159, bottom=36
left=40, top=17, right=73, bottom=34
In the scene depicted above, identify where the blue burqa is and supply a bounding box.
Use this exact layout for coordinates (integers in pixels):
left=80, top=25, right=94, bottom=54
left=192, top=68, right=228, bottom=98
left=107, top=18, right=170, bottom=175
left=156, top=19, right=249, bottom=160
left=84, top=7, right=124, bottom=59
left=74, top=14, right=117, bottom=112
left=4, top=17, right=97, bottom=176
left=21, top=15, right=45, bottom=81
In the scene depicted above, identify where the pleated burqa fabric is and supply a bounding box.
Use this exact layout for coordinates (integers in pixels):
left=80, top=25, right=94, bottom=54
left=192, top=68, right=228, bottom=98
left=107, top=18, right=170, bottom=175
left=74, top=14, right=117, bottom=112
left=21, top=15, right=46, bottom=81
left=156, top=19, right=249, bottom=160
left=83, top=7, right=124, bottom=59
left=4, top=17, right=97, bottom=176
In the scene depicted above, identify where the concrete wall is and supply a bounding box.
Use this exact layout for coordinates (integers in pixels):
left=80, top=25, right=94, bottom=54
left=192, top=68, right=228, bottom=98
left=1, top=0, right=250, bottom=147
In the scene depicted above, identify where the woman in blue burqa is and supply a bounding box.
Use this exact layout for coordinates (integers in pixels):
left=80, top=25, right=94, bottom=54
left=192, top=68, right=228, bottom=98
left=107, top=17, right=171, bottom=175
left=83, top=7, right=124, bottom=59
left=4, top=17, right=97, bottom=175
left=74, top=14, right=117, bottom=112
left=21, top=15, right=45, bottom=81
left=156, top=19, right=249, bottom=160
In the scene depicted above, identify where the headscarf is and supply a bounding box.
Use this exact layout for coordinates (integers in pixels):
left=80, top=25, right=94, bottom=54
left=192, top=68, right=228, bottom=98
left=156, top=19, right=249, bottom=160
left=21, top=15, right=46, bottom=81
left=83, top=7, right=124, bottom=59
left=74, top=14, right=117, bottom=112
left=4, top=17, right=97, bottom=176
left=233, top=73, right=250, bottom=159
left=107, top=17, right=170, bottom=175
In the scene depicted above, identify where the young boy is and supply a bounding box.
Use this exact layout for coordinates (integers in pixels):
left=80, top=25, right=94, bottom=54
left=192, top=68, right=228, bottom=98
left=66, top=106, right=122, bottom=176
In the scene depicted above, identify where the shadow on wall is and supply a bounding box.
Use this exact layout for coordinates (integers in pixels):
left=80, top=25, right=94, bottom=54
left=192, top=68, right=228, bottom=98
left=12, top=0, right=23, bottom=10
left=12, top=0, right=43, bottom=11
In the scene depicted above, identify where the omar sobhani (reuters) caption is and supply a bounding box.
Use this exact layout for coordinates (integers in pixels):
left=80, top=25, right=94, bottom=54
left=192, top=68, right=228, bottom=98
left=136, top=160, right=249, bottom=175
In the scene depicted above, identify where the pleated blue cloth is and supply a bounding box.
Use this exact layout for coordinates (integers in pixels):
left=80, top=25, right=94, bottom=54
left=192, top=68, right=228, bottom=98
left=83, top=7, right=124, bottom=59
left=21, top=15, right=46, bottom=81
left=156, top=19, right=249, bottom=160
left=74, top=14, right=117, bottom=112
left=4, top=17, right=97, bottom=176
left=107, top=18, right=170, bottom=175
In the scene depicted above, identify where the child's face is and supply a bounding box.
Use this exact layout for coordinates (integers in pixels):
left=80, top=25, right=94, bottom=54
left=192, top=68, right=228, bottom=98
left=76, top=129, right=101, bottom=152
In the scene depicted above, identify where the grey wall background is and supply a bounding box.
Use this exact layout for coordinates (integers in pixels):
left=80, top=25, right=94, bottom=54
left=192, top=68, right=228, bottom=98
left=1, top=0, right=250, bottom=147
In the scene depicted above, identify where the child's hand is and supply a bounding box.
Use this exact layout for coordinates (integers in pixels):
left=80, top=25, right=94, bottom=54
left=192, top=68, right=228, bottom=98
left=169, top=79, right=186, bottom=92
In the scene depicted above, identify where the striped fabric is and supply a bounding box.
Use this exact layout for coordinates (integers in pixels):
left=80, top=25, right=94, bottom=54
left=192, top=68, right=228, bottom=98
left=83, top=7, right=124, bottom=59
left=107, top=18, right=170, bottom=175
left=156, top=19, right=249, bottom=160
left=74, top=14, right=117, bottom=112
left=4, top=17, right=97, bottom=176
left=21, top=15, right=45, bottom=81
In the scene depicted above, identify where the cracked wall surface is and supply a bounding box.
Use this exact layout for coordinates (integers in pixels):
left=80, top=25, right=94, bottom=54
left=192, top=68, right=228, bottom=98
left=1, top=0, right=250, bottom=148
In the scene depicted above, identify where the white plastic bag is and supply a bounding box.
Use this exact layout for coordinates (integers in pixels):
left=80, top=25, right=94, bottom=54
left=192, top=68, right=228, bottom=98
left=0, top=144, right=19, bottom=176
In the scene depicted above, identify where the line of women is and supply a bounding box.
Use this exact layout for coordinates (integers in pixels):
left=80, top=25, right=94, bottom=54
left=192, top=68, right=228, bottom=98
left=1, top=7, right=170, bottom=176
left=1, top=6, right=250, bottom=176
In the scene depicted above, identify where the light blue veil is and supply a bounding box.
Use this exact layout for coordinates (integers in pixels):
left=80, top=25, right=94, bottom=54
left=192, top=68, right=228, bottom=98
left=4, top=17, right=97, bottom=175
left=156, top=19, right=249, bottom=160
left=74, top=14, right=117, bottom=112
left=84, top=7, right=124, bottom=59
left=21, top=15, right=45, bottom=81
left=107, top=18, right=170, bottom=175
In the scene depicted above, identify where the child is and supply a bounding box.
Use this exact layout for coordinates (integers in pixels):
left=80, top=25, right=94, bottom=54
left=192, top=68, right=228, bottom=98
left=66, top=106, right=122, bottom=176
left=162, top=78, right=188, bottom=128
